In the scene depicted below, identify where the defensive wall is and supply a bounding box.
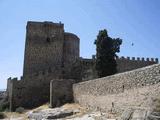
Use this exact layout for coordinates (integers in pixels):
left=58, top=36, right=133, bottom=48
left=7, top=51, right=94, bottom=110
left=8, top=56, right=158, bottom=111
left=6, top=21, right=159, bottom=111
left=116, top=56, right=158, bottom=73
left=81, top=56, right=158, bottom=81
left=7, top=21, right=80, bottom=111
left=50, top=79, right=75, bottom=108
left=7, top=68, right=62, bottom=111
left=73, top=64, right=160, bottom=112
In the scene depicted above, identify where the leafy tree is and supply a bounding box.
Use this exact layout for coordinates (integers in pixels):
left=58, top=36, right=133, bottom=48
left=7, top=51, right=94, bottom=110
left=94, top=29, right=122, bottom=77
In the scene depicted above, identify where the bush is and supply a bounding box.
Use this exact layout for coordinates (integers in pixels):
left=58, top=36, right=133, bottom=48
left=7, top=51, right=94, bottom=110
left=15, top=107, right=25, bottom=114
left=0, top=100, right=9, bottom=112
left=0, top=112, right=6, bottom=119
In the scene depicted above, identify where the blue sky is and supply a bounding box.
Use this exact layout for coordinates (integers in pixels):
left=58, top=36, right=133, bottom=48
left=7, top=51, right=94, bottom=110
left=0, top=0, right=160, bottom=89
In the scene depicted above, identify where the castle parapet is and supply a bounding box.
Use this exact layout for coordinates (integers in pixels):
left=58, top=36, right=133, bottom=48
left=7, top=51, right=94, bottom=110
left=7, top=77, right=19, bottom=82
left=92, top=55, right=96, bottom=59
left=132, top=57, right=135, bottom=60
left=94, top=55, right=159, bottom=63
left=116, top=56, right=158, bottom=63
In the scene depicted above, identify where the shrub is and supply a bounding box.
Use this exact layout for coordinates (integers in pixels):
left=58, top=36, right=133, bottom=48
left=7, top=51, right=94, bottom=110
left=0, top=112, right=6, bottom=119
left=15, top=107, right=25, bottom=114
left=0, top=100, right=9, bottom=112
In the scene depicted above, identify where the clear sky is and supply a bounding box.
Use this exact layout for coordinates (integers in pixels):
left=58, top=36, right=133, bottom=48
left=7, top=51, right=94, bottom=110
left=0, top=0, right=160, bottom=89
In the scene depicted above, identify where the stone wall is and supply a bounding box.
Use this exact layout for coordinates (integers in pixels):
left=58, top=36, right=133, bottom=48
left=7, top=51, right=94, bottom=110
left=80, top=58, right=97, bottom=81
left=7, top=68, right=63, bottom=111
left=50, top=79, right=75, bottom=108
left=7, top=21, right=81, bottom=111
left=81, top=56, right=158, bottom=81
left=7, top=21, right=159, bottom=112
left=116, top=56, right=158, bottom=73
left=73, top=64, right=160, bottom=112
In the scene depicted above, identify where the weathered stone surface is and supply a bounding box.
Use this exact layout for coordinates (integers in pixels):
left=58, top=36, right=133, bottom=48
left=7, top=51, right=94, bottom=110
left=120, top=109, right=133, bottom=120
left=6, top=20, right=159, bottom=111
left=73, top=64, right=160, bottom=112
left=150, top=96, right=160, bottom=113
left=7, top=21, right=80, bottom=111
left=28, top=107, right=78, bottom=120
left=147, top=113, right=160, bottom=120
left=147, top=116, right=160, bottom=120
left=50, top=79, right=75, bottom=108
left=131, top=109, right=147, bottom=120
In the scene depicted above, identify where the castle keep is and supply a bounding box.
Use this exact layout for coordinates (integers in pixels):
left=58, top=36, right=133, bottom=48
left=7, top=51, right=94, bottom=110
left=7, top=21, right=158, bottom=111
left=23, top=21, right=79, bottom=79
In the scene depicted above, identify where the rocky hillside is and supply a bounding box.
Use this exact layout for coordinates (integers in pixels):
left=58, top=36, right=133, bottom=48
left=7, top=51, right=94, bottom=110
left=1, top=102, right=160, bottom=120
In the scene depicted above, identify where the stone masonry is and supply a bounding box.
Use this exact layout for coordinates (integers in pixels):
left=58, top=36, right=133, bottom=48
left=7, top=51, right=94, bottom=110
left=7, top=21, right=80, bottom=111
left=6, top=21, right=158, bottom=111
left=50, top=79, right=75, bottom=108
left=73, top=64, right=160, bottom=112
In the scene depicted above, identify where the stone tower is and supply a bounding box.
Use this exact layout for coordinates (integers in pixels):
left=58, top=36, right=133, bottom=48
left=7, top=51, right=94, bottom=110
left=7, top=21, right=80, bottom=110
left=23, top=21, right=65, bottom=77
left=6, top=21, right=158, bottom=111
left=23, top=21, right=80, bottom=78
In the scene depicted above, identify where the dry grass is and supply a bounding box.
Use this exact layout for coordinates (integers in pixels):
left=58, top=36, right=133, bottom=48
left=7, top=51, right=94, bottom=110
left=3, top=111, right=28, bottom=120
left=2, top=104, right=49, bottom=120
left=2, top=103, right=87, bottom=120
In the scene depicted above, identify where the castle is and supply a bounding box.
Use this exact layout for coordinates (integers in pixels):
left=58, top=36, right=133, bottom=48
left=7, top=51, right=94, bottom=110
left=6, top=21, right=158, bottom=111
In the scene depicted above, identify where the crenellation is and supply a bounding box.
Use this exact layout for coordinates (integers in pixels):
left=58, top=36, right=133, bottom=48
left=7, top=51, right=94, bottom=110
left=7, top=21, right=159, bottom=111
left=115, top=56, right=119, bottom=59
left=115, top=56, right=159, bottom=63
left=132, top=57, right=135, bottom=60
left=7, top=77, right=11, bottom=80
left=92, top=55, right=96, bottom=59
left=147, top=58, right=150, bottom=61
left=142, top=57, right=145, bottom=61
left=137, top=57, right=140, bottom=61
left=20, top=76, right=23, bottom=80
left=151, top=58, right=154, bottom=62
left=127, top=57, right=130, bottom=60
left=156, top=58, right=159, bottom=63
left=120, top=56, right=125, bottom=60
left=12, top=78, right=18, bottom=81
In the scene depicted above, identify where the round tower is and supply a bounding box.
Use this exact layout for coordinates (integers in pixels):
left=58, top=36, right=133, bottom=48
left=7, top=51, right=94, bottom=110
left=63, top=32, right=80, bottom=66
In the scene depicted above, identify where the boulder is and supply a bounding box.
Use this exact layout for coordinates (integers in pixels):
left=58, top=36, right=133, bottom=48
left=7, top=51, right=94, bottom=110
left=28, top=107, right=79, bottom=120
left=120, top=108, right=133, bottom=120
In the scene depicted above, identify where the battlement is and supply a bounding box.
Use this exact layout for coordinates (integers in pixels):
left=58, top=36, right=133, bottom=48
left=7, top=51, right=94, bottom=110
left=7, top=77, right=18, bottom=82
left=27, top=21, right=64, bottom=28
left=116, top=56, right=159, bottom=63
left=80, top=56, right=159, bottom=64
left=7, top=20, right=160, bottom=111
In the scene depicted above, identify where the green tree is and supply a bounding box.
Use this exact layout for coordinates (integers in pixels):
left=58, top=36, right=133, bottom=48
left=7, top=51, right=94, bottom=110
left=94, top=29, right=122, bottom=77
